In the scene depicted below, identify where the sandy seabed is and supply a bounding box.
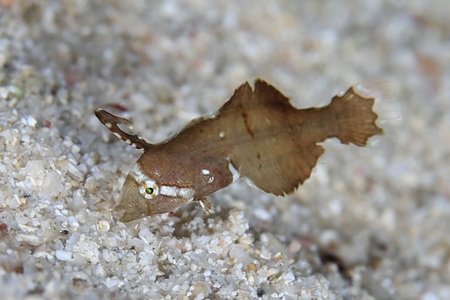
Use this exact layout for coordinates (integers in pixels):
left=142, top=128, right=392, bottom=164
left=0, top=1, right=449, bottom=299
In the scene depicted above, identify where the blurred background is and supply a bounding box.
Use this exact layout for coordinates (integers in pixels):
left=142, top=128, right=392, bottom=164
left=0, top=1, right=448, bottom=299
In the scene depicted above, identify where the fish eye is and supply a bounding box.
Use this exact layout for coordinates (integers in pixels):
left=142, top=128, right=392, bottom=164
left=139, top=180, right=159, bottom=199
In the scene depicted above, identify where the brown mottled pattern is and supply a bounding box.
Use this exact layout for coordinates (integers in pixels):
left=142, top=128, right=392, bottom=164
left=241, top=112, right=255, bottom=138
left=97, top=79, right=383, bottom=221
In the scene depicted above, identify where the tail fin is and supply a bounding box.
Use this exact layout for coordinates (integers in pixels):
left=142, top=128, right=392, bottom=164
left=355, top=81, right=402, bottom=149
left=329, top=86, right=384, bottom=147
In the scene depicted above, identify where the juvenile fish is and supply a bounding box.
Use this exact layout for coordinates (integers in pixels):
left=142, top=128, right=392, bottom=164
left=96, top=79, right=384, bottom=222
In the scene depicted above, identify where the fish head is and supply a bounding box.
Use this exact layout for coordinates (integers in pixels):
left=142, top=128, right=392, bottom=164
left=114, top=160, right=195, bottom=222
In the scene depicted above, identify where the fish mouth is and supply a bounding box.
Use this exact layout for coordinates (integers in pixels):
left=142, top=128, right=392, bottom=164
left=112, top=205, right=127, bottom=222
left=113, top=176, right=151, bottom=222
left=114, top=196, right=149, bottom=223
left=113, top=206, right=143, bottom=222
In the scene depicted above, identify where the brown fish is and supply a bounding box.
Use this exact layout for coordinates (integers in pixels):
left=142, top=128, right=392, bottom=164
left=96, top=79, right=383, bottom=222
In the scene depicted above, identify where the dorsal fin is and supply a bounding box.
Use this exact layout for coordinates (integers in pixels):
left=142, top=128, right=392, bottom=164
left=219, top=79, right=293, bottom=112
left=95, top=108, right=153, bottom=150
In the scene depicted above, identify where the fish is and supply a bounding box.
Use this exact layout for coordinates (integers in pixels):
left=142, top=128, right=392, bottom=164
left=96, top=79, right=385, bottom=222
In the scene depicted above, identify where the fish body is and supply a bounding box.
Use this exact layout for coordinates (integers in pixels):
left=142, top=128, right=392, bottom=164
left=96, top=79, right=383, bottom=222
